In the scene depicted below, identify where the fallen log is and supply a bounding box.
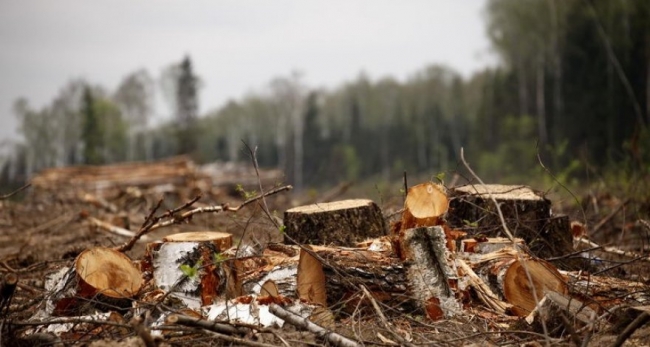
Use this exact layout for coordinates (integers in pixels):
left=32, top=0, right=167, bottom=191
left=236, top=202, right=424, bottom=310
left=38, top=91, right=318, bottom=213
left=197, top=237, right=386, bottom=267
left=525, top=291, right=597, bottom=336
left=470, top=248, right=568, bottom=316
left=269, top=303, right=361, bottom=347
left=284, top=199, right=386, bottom=246
left=564, top=271, right=650, bottom=312
left=312, top=246, right=414, bottom=314
left=461, top=237, right=524, bottom=254
left=142, top=231, right=233, bottom=308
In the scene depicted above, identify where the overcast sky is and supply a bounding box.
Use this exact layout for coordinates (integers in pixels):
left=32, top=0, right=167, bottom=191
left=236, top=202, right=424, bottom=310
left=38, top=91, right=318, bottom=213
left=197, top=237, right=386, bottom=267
left=0, top=0, right=494, bottom=143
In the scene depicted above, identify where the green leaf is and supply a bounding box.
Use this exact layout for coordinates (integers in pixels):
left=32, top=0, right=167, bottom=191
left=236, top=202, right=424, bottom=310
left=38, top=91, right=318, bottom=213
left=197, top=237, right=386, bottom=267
left=434, top=172, right=445, bottom=183
left=179, top=264, right=197, bottom=278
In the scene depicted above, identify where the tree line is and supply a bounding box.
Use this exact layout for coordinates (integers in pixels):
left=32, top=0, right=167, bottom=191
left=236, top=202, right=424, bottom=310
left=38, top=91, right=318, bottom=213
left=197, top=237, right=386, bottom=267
left=3, top=0, right=649, bottom=191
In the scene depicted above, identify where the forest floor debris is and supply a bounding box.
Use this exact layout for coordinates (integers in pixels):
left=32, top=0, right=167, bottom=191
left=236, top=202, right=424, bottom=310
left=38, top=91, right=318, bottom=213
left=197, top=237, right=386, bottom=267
left=1, top=157, right=650, bottom=346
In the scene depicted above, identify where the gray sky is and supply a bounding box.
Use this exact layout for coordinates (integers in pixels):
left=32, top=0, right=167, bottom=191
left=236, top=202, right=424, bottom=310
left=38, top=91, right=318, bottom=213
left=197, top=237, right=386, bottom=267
left=0, top=0, right=493, bottom=143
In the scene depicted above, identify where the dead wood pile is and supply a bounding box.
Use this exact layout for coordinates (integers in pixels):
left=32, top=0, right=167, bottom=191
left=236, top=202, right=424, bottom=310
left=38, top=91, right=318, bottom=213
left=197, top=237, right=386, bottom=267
left=1, top=169, right=649, bottom=346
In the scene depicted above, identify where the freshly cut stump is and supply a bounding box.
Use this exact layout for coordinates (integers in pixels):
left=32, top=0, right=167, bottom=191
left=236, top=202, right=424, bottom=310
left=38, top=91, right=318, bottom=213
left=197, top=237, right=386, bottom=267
left=284, top=199, right=386, bottom=246
left=76, top=247, right=143, bottom=298
left=143, top=231, right=233, bottom=308
left=401, top=182, right=449, bottom=230
left=51, top=247, right=143, bottom=316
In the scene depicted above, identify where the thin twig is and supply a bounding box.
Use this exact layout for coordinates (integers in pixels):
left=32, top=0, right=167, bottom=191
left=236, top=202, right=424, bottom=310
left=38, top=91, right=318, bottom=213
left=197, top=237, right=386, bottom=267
left=115, top=186, right=291, bottom=252
left=166, top=314, right=248, bottom=335
left=0, top=183, right=31, bottom=200
left=360, top=285, right=417, bottom=347
left=612, top=312, right=650, bottom=347
left=269, top=303, right=361, bottom=347
left=536, top=142, right=588, bottom=228
left=590, top=198, right=630, bottom=237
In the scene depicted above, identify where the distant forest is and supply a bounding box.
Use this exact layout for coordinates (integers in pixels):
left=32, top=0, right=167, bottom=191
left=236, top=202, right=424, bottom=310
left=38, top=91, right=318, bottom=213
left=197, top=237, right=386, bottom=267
left=4, top=0, right=650, bottom=191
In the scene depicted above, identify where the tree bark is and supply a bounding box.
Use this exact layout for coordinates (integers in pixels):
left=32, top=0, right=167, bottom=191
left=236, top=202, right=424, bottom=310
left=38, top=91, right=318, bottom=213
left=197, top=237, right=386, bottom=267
left=142, top=231, right=233, bottom=308
left=448, top=184, right=573, bottom=259
left=284, top=199, right=386, bottom=246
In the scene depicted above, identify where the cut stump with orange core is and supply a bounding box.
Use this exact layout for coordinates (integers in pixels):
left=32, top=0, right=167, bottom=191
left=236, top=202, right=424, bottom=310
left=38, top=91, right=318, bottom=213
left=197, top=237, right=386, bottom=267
left=401, top=182, right=449, bottom=230
left=50, top=247, right=143, bottom=316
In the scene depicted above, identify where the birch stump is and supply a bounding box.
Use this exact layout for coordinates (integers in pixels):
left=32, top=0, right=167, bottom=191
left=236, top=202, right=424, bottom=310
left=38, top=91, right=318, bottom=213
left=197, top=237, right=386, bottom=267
left=142, top=231, right=233, bottom=308
left=284, top=199, right=386, bottom=246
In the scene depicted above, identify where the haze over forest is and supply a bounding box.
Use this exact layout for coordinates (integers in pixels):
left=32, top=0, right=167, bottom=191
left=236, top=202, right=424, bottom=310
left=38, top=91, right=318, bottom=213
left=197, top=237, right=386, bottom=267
left=2, top=0, right=649, bottom=192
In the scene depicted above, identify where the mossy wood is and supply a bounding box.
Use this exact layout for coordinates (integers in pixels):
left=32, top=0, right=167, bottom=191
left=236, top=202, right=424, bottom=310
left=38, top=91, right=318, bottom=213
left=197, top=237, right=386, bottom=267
left=283, top=199, right=386, bottom=246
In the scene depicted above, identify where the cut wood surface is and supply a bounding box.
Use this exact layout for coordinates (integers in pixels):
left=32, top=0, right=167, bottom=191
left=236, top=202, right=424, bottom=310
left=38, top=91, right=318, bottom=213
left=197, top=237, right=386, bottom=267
left=503, top=258, right=568, bottom=316
left=401, top=182, right=448, bottom=230
left=75, top=247, right=143, bottom=299
left=297, top=246, right=327, bottom=306
left=469, top=247, right=568, bottom=316
left=46, top=247, right=143, bottom=316
left=143, top=231, right=233, bottom=308
left=284, top=199, right=386, bottom=246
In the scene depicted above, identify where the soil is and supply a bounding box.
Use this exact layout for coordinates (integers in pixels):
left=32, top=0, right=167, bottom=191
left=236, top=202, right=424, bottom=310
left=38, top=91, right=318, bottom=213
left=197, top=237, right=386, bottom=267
left=1, top=178, right=650, bottom=346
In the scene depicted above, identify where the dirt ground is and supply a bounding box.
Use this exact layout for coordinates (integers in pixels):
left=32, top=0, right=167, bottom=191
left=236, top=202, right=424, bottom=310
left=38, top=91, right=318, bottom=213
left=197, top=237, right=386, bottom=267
left=1, top=176, right=650, bottom=346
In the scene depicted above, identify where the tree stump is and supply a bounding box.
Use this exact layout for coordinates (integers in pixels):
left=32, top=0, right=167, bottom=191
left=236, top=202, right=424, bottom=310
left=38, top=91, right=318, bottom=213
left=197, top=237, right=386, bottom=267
left=284, top=199, right=386, bottom=246
left=142, top=231, right=233, bottom=308
left=471, top=248, right=568, bottom=316
left=51, top=247, right=143, bottom=316
left=447, top=184, right=573, bottom=259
